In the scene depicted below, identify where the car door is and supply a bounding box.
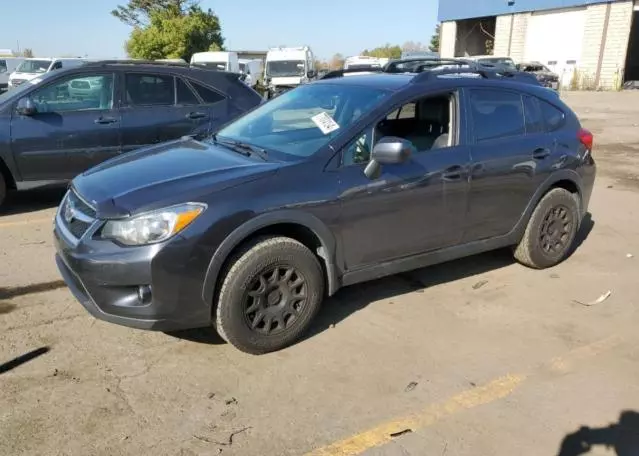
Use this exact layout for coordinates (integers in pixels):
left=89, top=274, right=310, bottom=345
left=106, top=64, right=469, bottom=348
left=120, top=72, right=214, bottom=152
left=10, top=71, right=120, bottom=181
left=336, top=90, right=471, bottom=271
left=462, top=88, right=541, bottom=243
left=179, top=77, right=230, bottom=137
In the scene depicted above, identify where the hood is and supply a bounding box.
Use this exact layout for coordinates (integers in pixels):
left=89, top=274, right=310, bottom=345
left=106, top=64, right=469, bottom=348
left=270, top=76, right=303, bottom=87
left=72, top=138, right=280, bottom=218
left=10, top=72, right=41, bottom=81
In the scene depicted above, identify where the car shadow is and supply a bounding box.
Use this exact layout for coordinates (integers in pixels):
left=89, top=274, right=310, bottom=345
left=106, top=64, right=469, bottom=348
left=0, top=185, right=67, bottom=216
left=556, top=410, right=639, bottom=456
left=168, top=212, right=595, bottom=349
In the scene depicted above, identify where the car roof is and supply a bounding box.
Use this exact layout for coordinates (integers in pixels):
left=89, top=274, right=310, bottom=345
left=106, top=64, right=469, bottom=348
left=314, top=73, right=415, bottom=91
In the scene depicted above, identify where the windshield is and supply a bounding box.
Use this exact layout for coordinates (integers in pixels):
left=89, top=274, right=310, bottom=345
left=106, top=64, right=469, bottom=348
left=192, top=61, right=227, bottom=71
left=214, top=83, right=390, bottom=158
left=16, top=60, right=51, bottom=74
left=477, top=57, right=516, bottom=70
left=266, top=60, right=305, bottom=77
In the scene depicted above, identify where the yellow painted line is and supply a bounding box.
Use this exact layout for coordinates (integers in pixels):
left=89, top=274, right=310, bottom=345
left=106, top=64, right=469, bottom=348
left=306, top=374, right=525, bottom=456
left=0, top=217, right=52, bottom=228
left=306, top=335, right=623, bottom=456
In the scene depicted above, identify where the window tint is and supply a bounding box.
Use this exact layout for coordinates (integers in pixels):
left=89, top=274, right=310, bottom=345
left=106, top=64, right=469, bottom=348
left=191, top=81, right=225, bottom=104
left=51, top=61, right=62, bottom=70
left=31, top=73, right=114, bottom=113
left=176, top=78, right=199, bottom=105
left=125, top=73, right=174, bottom=106
left=523, top=96, right=544, bottom=134
left=470, top=89, right=524, bottom=142
left=539, top=100, right=565, bottom=131
left=0, top=60, right=7, bottom=74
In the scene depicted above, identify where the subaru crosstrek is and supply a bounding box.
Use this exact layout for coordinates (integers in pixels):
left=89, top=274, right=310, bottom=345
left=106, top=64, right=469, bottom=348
left=54, top=61, right=596, bottom=354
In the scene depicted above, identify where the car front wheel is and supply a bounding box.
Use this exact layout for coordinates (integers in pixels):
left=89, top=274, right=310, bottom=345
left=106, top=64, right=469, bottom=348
left=215, top=236, right=325, bottom=354
left=514, top=188, right=580, bottom=269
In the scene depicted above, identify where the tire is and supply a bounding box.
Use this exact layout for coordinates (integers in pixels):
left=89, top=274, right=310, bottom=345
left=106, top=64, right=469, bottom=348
left=514, top=188, right=580, bottom=269
left=215, top=236, right=325, bottom=355
left=0, top=172, right=6, bottom=209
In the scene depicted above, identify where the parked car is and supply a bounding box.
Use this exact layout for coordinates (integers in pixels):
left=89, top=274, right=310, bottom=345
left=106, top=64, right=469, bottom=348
left=54, top=60, right=595, bottom=354
left=1, top=57, right=25, bottom=92
left=516, top=61, right=560, bottom=90
left=8, top=57, right=88, bottom=88
left=0, top=60, right=263, bottom=207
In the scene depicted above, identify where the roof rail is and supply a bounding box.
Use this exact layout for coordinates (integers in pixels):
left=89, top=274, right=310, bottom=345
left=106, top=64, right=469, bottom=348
left=412, top=67, right=541, bottom=86
left=383, top=58, right=473, bottom=73
left=320, top=67, right=383, bottom=80
left=84, top=59, right=190, bottom=68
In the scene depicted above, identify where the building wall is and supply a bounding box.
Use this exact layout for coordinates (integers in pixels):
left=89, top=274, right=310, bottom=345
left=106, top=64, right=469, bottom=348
left=440, top=21, right=457, bottom=58
left=438, top=0, right=627, bottom=22
left=442, top=0, right=635, bottom=89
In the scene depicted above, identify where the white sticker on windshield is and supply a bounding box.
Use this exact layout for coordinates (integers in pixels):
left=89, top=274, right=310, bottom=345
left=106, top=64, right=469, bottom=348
left=311, top=112, right=340, bottom=135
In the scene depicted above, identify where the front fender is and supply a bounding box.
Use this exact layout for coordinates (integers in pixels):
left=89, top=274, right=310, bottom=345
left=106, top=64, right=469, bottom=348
left=201, top=210, right=340, bottom=306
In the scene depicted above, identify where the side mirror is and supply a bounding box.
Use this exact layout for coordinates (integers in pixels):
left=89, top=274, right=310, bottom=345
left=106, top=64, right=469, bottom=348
left=16, top=97, right=37, bottom=116
left=364, top=136, right=414, bottom=179
left=307, top=70, right=316, bottom=79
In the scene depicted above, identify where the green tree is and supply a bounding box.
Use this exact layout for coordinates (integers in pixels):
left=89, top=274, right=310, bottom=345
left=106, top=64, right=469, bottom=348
left=112, top=0, right=196, bottom=27
left=115, top=0, right=224, bottom=61
left=362, top=44, right=401, bottom=59
left=22, top=48, right=34, bottom=58
left=329, top=53, right=345, bottom=69
left=429, top=24, right=441, bottom=53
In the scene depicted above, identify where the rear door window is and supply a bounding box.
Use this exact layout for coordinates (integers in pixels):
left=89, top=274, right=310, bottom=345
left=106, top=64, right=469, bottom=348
left=0, top=60, right=7, bottom=74
left=523, top=96, right=544, bottom=134
left=125, top=73, right=175, bottom=106
left=190, top=81, right=225, bottom=104
left=469, top=89, right=525, bottom=142
left=176, top=78, right=199, bottom=105
left=539, top=100, right=565, bottom=132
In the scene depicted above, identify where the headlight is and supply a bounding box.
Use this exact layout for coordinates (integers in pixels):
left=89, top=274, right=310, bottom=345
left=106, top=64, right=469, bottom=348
left=101, top=203, right=206, bottom=246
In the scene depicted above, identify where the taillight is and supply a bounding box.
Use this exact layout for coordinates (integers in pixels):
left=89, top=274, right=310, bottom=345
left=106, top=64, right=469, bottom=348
left=578, top=128, right=593, bottom=150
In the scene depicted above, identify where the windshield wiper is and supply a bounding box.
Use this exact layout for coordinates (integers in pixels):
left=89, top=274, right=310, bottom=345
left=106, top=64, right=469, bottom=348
left=212, top=136, right=268, bottom=161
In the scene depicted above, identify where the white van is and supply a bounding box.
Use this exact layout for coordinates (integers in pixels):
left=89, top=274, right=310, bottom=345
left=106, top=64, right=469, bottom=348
left=238, top=59, right=262, bottom=88
left=0, top=57, right=25, bottom=91
left=8, top=57, right=88, bottom=88
left=264, top=46, right=315, bottom=97
left=190, top=52, right=240, bottom=73
left=343, top=55, right=382, bottom=71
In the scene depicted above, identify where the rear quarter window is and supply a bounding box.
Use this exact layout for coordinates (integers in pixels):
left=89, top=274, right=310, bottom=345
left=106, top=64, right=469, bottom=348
left=470, top=89, right=525, bottom=142
left=539, top=100, right=565, bottom=131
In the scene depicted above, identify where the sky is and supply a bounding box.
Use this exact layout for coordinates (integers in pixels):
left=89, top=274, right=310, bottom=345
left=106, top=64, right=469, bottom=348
left=0, top=0, right=439, bottom=61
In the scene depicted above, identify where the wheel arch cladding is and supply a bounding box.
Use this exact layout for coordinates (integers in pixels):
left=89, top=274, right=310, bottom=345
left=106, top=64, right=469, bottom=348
left=202, top=211, right=340, bottom=306
left=0, top=158, right=16, bottom=189
left=514, top=170, right=583, bottom=240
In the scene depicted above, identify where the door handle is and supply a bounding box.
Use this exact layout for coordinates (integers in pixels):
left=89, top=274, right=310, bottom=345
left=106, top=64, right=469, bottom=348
left=186, top=112, right=208, bottom=120
left=533, top=147, right=551, bottom=159
left=94, top=117, right=118, bottom=125
left=442, top=165, right=464, bottom=181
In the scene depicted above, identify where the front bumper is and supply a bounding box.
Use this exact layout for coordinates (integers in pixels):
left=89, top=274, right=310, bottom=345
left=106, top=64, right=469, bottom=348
left=53, top=197, right=213, bottom=331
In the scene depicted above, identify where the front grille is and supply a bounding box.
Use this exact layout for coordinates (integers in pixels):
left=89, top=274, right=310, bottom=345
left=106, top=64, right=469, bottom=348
left=59, top=191, right=97, bottom=241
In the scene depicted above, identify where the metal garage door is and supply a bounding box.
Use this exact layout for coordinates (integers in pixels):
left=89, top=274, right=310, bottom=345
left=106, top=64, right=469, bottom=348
left=525, top=7, right=586, bottom=86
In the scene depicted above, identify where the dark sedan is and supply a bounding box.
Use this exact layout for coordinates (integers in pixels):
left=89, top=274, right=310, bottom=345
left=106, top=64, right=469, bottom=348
left=517, top=62, right=560, bottom=90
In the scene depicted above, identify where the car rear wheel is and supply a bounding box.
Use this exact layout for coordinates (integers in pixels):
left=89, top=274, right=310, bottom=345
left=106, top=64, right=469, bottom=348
left=514, top=188, right=580, bottom=269
left=215, top=236, right=325, bottom=354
